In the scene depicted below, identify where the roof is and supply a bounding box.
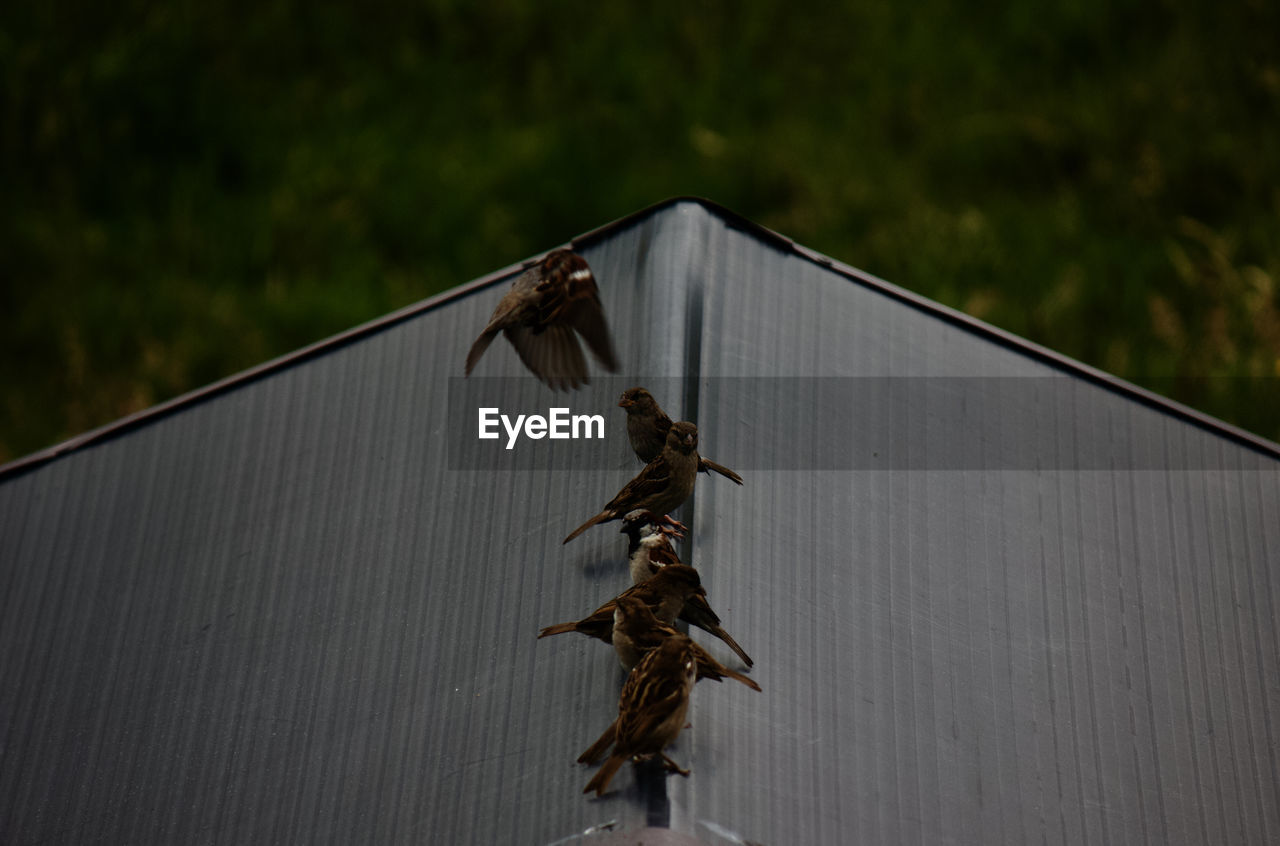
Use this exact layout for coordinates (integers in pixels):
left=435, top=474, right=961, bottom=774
left=2, top=198, right=1278, bottom=844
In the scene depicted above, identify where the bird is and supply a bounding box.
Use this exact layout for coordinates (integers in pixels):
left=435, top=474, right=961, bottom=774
left=610, top=596, right=760, bottom=691
left=562, top=421, right=700, bottom=544
left=575, top=598, right=759, bottom=769
left=620, top=509, right=683, bottom=582
left=618, top=387, right=743, bottom=484
left=582, top=634, right=698, bottom=796
left=464, top=249, right=619, bottom=390
left=620, top=512, right=754, bottom=667
left=537, top=564, right=704, bottom=642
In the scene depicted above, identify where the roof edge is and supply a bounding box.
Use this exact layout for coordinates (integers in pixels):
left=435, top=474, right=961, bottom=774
left=5, top=196, right=1277, bottom=480
left=626, top=198, right=1280, bottom=463
left=0, top=252, right=540, bottom=480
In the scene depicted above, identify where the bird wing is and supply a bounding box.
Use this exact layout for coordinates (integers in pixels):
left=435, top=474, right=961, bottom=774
left=504, top=324, right=589, bottom=390
left=565, top=294, right=620, bottom=372
left=604, top=453, right=675, bottom=513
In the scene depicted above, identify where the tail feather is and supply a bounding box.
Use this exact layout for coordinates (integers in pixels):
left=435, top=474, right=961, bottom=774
left=577, top=720, right=617, bottom=765
left=563, top=510, right=610, bottom=544
left=720, top=666, right=762, bottom=692
left=705, top=624, right=753, bottom=668
left=537, top=621, right=581, bottom=638
left=699, top=457, right=743, bottom=485
left=464, top=328, right=500, bottom=376
left=694, top=650, right=762, bottom=692
left=584, top=753, right=626, bottom=796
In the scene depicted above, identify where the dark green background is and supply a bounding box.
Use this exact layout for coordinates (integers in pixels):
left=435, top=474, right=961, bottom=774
left=4, top=1, right=1278, bottom=463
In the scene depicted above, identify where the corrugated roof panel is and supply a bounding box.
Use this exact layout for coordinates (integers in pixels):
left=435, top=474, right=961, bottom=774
left=679, top=204, right=1280, bottom=844
left=2, top=199, right=1278, bottom=845
left=0, top=217, right=693, bottom=843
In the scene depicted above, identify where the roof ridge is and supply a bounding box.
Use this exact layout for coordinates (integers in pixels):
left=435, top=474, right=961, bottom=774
left=5, top=197, right=1276, bottom=480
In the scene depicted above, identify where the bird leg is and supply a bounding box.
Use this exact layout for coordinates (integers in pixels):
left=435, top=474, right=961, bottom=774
left=657, top=522, right=685, bottom=541
left=659, top=754, right=691, bottom=777
left=658, top=515, right=687, bottom=537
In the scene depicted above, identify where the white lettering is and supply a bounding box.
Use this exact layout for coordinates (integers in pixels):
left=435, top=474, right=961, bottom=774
left=573, top=413, right=604, bottom=439
left=478, top=407, right=606, bottom=449
left=549, top=407, right=570, bottom=439
left=478, top=408, right=500, bottom=439
left=502, top=413, right=525, bottom=450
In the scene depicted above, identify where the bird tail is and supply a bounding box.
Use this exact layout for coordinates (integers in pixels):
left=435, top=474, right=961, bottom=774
left=584, top=753, right=626, bottom=796
left=694, top=650, right=762, bottom=692
left=699, top=458, right=743, bottom=485
left=720, top=666, right=762, bottom=692
left=563, top=511, right=609, bottom=544
left=464, top=328, right=500, bottom=376
left=706, top=624, right=754, bottom=668
left=537, top=621, right=581, bottom=638
left=577, top=720, right=617, bottom=765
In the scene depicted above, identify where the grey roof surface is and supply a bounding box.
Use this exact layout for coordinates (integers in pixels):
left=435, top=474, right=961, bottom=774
left=2, top=198, right=1279, bottom=845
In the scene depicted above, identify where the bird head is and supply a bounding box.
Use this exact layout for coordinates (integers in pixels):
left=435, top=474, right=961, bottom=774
left=618, top=387, right=656, bottom=413
left=667, top=421, right=698, bottom=454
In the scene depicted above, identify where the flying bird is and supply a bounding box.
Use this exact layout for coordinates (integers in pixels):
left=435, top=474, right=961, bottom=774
left=464, top=249, right=619, bottom=390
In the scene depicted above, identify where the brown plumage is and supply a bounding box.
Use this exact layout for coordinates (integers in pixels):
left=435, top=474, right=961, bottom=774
left=562, top=421, right=700, bottom=544
left=618, top=387, right=743, bottom=484
left=582, top=634, right=698, bottom=796
left=576, top=595, right=760, bottom=769
left=537, top=564, right=703, bottom=642
left=464, top=249, right=619, bottom=390
left=620, top=510, right=683, bottom=583
left=620, top=512, right=754, bottom=667
left=610, top=596, right=760, bottom=691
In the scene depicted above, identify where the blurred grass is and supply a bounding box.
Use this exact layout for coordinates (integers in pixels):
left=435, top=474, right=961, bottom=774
left=2, top=0, right=1278, bottom=462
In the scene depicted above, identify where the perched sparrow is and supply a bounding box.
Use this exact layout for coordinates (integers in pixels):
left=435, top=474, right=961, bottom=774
left=464, top=249, right=619, bottom=390
left=611, top=596, right=760, bottom=691
left=620, top=512, right=754, bottom=668
left=621, top=510, right=683, bottom=583
left=562, top=422, right=700, bottom=544
left=582, top=634, right=698, bottom=796
left=618, top=388, right=743, bottom=485
left=537, top=564, right=703, bottom=642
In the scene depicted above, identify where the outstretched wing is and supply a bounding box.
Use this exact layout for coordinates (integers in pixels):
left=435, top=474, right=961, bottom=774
left=504, top=324, right=589, bottom=390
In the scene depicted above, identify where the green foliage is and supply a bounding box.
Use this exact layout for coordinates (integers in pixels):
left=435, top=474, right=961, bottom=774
left=3, top=0, right=1279, bottom=461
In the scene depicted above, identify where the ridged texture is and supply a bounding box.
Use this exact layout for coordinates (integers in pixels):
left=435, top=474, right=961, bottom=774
left=2, top=200, right=1279, bottom=845
left=679, top=213, right=1280, bottom=844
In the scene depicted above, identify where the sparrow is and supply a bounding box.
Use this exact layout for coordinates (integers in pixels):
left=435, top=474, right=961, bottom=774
left=575, top=599, right=759, bottom=770
left=562, top=421, right=700, bottom=544
left=610, top=596, right=760, bottom=691
left=618, top=387, right=743, bottom=484
left=464, top=249, right=619, bottom=390
left=537, top=564, right=703, bottom=642
left=582, top=634, right=698, bottom=796
left=621, top=509, right=683, bottom=583
left=620, top=513, right=754, bottom=667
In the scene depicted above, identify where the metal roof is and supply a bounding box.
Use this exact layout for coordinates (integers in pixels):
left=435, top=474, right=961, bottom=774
left=2, top=198, right=1279, bottom=844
